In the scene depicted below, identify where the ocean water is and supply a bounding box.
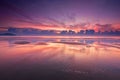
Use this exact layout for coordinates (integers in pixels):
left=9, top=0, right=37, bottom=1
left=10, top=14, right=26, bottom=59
left=0, top=36, right=120, bottom=80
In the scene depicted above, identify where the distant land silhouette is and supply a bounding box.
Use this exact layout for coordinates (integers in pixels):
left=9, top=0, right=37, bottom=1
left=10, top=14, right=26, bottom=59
left=0, top=27, right=120, bottom=36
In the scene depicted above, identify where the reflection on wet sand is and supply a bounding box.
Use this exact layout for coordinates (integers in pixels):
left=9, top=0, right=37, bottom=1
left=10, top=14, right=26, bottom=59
left=0, top=36, right=120, bottom=80
left=14, top=41, right=31, bottom=45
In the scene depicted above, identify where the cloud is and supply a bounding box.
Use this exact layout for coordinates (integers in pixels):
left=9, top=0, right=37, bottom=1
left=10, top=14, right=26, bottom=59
left=0, top=0, right=119, bottom=33
left=0, top=0, right=33, bottom=21
left=94, top=23, right=120, bottom=32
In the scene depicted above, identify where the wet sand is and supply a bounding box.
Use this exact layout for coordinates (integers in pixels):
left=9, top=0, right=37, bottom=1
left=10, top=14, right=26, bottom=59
left=0, top=36, right=120, bottom=80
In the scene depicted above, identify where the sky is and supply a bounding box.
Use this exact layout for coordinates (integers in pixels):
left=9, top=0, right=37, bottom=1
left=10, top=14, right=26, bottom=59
left=0, top=0, right=120, bottom=32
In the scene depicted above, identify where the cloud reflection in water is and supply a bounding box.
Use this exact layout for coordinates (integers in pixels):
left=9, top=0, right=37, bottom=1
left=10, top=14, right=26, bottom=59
left=0, top=36, right=120, bottom=80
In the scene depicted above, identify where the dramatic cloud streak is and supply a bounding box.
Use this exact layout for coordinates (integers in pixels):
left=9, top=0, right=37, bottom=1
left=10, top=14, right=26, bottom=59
left=0, top=0, right=120, bottom=33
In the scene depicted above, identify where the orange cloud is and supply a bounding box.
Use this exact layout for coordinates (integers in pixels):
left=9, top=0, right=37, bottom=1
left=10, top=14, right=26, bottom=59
left=1, top=16, right=120, bottom=33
